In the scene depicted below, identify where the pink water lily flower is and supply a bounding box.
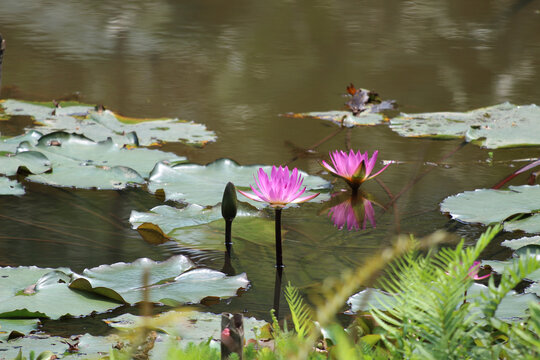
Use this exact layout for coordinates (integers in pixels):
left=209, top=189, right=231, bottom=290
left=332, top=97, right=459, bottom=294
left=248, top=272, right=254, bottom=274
left=468, top=261, right=491, bottom=280
left=321, top=150, right=390, bottom=191
left=238, top=166, right=320, bottom=208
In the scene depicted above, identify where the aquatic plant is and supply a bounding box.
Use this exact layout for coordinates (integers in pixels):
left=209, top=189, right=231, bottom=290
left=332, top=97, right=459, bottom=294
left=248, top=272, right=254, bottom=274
left=468, top=261, right=491, bottom=280
left=320, top=150, right=390, bottom=193
left=238, top=166, right=319, bottom=267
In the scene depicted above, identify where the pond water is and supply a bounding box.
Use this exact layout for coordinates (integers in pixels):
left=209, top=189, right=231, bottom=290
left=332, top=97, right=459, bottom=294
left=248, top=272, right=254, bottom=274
left=1, top=0, right=540, bottom=326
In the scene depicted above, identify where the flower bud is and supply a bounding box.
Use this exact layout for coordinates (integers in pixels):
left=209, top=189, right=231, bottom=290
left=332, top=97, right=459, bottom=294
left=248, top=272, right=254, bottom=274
left=221, top=182, right=237, bottom=221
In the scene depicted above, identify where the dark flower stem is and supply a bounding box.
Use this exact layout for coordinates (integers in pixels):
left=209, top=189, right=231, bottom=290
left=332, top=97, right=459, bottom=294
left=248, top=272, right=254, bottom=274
left=273, top=266, right=283, bottom=317
left=225, top=219, right=232, bottom=246
left=275, top=208, right=283, bottom=268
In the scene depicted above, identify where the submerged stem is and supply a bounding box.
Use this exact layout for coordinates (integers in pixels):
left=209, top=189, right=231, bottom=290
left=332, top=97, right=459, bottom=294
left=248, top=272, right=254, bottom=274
left=225, top=219, right=232, bottom=246
left=275, top=208, right=283, bottom=268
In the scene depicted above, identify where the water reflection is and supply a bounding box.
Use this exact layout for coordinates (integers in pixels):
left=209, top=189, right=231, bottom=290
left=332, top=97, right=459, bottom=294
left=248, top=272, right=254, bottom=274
left=324, top=192, right=377, bottom=231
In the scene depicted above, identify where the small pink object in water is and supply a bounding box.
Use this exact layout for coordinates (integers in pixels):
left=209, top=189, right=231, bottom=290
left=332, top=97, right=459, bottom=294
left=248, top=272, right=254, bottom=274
left=238, top=166, right=320, bottom=208
left=468, top=261, right=491, bottom=280
left=328, top=196, right=376, bottom=231
left=321, top=150, right=390, bottom=191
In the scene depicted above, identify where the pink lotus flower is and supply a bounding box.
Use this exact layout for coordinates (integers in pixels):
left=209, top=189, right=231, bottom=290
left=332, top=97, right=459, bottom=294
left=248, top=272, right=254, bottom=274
left=321, top=150, right=390, bottom=191
left=238, top=166, right=320, bottom=208
left=468, top=261, right=491, bottom=280
left=328, top=195, right=376, bottom=231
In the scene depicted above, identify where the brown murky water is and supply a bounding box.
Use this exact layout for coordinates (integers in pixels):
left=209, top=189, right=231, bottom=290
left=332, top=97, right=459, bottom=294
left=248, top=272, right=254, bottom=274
left=1, top=0, right=540, bottom=322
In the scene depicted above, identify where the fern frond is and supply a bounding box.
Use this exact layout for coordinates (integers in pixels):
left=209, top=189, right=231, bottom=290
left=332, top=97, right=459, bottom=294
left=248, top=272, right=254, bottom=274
left=284, top=282, right=313, bottom=338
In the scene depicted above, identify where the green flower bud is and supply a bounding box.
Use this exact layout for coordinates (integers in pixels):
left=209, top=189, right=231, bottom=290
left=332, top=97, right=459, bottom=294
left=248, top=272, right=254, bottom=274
left=221, top=182, right=237, bottom=221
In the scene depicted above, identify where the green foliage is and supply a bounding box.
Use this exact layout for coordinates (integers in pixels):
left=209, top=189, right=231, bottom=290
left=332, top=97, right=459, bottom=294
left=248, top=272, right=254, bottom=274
left=370, top=225, right=540, bottom=359
left=284, top=282, right=313, bottom=338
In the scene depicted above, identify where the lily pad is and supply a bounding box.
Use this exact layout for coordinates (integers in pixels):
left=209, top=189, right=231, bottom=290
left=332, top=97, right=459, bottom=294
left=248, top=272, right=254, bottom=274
left=167, top=216, right=276, bottom=252
left=501, top=236, right=540, bottom=250
left=104, top=310, right=266, bottom=347
left=130, top=204, right=224, bottom=235
left=0, top=333, right=120, bottom=359
left=148, top=158, right=330, bottom=207
left=483, top=260, right=540, bottom=283
left=0, top=130, right=43, bottom=152
left=89, top=110, right=216, bottom=147
left=0, top=177, right=25, bottom=195
left=0, top=151, right=51, bottom=176
left=21, top=131, right=185, bottom=178
left=17, top=132, right=157, bottom=189
left=0, top=99, right=216, bottom=147
left=283, top=110, right=385, bottom=128
left=129, top=203, right=273, bottom=251
left=440, top=185, right=540, bottom=234
left=0, top=318, right=40, bottom=341
left=348, top=283, right=538, bottom=321
left=0, top=266, right=122, bottom=319
left=69, top=255, right=249, bottom=305
left=390, top=103, right=540, bottom=149
left=347, top=288, right=396, bottom=313
left=468, top=283, right=539, bottom=321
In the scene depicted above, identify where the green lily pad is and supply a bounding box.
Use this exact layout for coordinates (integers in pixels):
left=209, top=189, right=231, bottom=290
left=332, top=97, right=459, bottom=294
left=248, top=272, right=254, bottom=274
left=21, top=131, right=185, bottom=178
left=0, top=177, right=25, bottom=195
left=440, top=185, right=540, bottom=233
left=168, top=216, right=275, bottom=252
left=129, top=204, right=224, bottom=234
left=0, top=151, right=51, bottom=176
left=105, top=310, right=266, bottom=346
left=0, top=130, right=43, bottom=152
left=468, top=283, right=539, bottom=321
left=0, top=99, right=216, bottom=147
left=69, top=255, right=249, bottom=305
left=501, top=236, right=540, bottom=250
left=148, top=158, right=330, bottom=207
left=0, top=333, right=120, bottom=359
left=483, top=260, right=540, bottom=282
left=17, top=132, right=157, bottom=189
left=283, top=110, right=386, bottom=127
left=0, top=266, right=122, bottom=319
left=128, top=204, right=271, bottom=251
left=89, top=110, right=216, bottom=146
left=390, top=103, right=540, bottom=149
left=0, top=318, right=40, bottom=341
left=347, top=288, right=396, bottom=313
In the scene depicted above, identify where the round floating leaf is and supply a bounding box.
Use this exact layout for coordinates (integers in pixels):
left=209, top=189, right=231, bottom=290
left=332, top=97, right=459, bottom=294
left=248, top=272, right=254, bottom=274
left=0, top=333, right=120, bottom=359
left=24, top=131, right=185, bottom=178
left=468, top=283, right=539, bottom=321
left=70, top=255, right=249, bottom=305
left=17, top=132, right=159, bottom=189
left=283, top=110, right=386, bottom=127
left=0, top=177, right=25, bottom=195
left=0, top=100, right=216, bottom=147
left=148, top=158, right=330, bottom=207
left=390, top=103, right=540, bottom=149
left=482, top=260, right=540, bottom=282
left=167, top=216, right=276, bottom=252
left=0, top=266, right=122, bottom=319
left=105, top=310, right=266, bottom=347
left=525, top=282, right=540, bottom=297
left=347, top=288, right=396, bottom=313
left=90, top=110, right=216, bottom=146
left=130, top=204, right=224, bottom=234
left=440, top=185, right=540, bottom=233
left=0, top=151, right=51, bottom=176
left=501, top=236, right=540, bottom=250
left=0, top=319, right=40, bottom=341
left=0, top=130, right=43, bottom=152
left=26, top=163, right=145, bottom=190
